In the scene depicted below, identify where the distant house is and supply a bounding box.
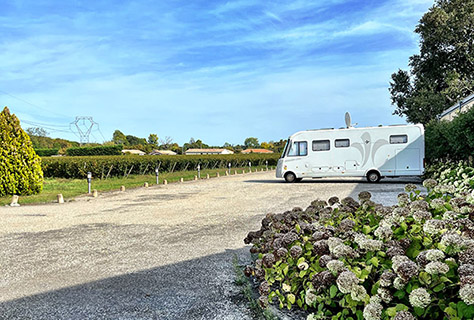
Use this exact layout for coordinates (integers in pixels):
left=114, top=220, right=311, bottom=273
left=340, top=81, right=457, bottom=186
left=122, top=149, right=146, bottom=155
left=185, top=148, right=234, bottom=155
left=149, top=150, right=177, bottom=156
left=439, top=93, right=474, bottom=121
left=241, top=148, right=274, bottom=154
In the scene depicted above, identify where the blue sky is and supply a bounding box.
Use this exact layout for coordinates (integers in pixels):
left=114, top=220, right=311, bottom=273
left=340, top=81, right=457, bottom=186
left=0, top=0, right=434, bottom=146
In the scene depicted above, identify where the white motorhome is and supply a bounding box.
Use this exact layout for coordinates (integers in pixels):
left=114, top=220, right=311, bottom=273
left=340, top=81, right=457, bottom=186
left=276, top=124, right=424, bottom=183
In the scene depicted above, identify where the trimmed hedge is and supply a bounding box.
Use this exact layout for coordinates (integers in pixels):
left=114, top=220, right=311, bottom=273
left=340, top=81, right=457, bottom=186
left=65, top=145, right=123, bottom=156
left=41, top=154, right=281, bottom=179
left=34, top=148, right=59, bottom=157
left=425, top=107, right=474, bottom=162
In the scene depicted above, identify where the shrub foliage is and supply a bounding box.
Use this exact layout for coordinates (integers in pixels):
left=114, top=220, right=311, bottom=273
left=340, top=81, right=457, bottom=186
left=244, top=181, right=474, bottom=319
left=425, top=161, right=474, bottom=196
left=65, top=145, right=123, bottom=156
left=41, top=153, right=280, bottom=179
left=425, top=108, right=474, bottom=162
left=0, top=107, right=43, bottom=196
left=34, top=148, right=59, bottom=157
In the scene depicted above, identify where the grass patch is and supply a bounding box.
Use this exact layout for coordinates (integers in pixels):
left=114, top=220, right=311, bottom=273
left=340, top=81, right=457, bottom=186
left=0, top=166, right=272, bottom=206
left=232, top=255, right=279, bottom=320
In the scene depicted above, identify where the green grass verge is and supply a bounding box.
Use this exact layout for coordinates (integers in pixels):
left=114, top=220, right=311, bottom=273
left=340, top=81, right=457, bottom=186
left=0, top=166, right=273, bottom=206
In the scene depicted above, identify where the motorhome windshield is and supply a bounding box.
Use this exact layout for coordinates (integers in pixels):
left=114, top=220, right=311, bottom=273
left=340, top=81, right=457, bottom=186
left=280, top=139, right=290, bottom=158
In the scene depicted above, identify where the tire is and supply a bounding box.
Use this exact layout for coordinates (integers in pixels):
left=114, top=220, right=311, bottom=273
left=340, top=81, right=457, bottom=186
left=284, top=172, right=297, bottom=183
left=366, top=171, right=381, bottom=183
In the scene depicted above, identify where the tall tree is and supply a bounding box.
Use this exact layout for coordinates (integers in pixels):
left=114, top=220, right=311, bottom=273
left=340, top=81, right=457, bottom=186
left=389, top=0, right=474, bottom=124
left=0, top=107, right=43, bottom=196
left=112, top=130, right=127, bottom=145
left=148, top=134, right=159, bottom=147
left=244, top=137, right=260, bottom=148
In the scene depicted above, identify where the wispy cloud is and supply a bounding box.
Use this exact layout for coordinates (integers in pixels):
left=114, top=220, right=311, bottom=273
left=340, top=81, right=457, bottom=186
left=0, top=0, right=435, bottom=144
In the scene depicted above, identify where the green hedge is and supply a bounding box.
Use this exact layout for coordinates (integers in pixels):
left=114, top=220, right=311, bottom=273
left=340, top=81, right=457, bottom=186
left=65, top=145, right=123, bottom=156
left=41, top=154, right=281, bottom=179
left=34, top=148, right=59, bottom=157
left=425, top=107, right=474, bottom=162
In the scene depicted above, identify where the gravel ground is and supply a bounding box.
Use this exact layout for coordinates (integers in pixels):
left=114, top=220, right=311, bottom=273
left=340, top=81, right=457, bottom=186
left=0, top=171, right=421, bottom=319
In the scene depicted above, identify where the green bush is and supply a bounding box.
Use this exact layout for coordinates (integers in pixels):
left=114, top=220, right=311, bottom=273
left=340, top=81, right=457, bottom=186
left=34, top=148, right=59, bottom=157
left=425, top=108, right=474, bottom=162
left=425, top=160, right=474, bottom=196
left=244, top=181, right=474, bottom=319
left=0, top=107, right=43, bottom=196
left=41, top=153, right=280, bottom=179
left=65, top=145, right=123, bottom=156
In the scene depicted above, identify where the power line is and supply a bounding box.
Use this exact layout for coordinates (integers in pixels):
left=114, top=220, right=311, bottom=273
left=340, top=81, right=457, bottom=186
left=20, top=119, right=69, bottom=128
left=0, top=89, right=69, bottom=119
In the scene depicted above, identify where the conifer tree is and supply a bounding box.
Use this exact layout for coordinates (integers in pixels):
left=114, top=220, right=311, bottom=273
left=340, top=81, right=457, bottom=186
left=0, top=107, right=43, bottom=196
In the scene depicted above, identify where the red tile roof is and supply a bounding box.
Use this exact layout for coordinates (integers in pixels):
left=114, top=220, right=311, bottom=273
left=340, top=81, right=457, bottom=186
left=241, top=149, right=274, bottom=153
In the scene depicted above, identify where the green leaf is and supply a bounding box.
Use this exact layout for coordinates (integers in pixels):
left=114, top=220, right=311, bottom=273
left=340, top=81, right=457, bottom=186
left=297, top=298, right=303, bottom=308
left=394, top=290, right=406, bottom=299
left=362, top=225, right=371, bottom=234
left=369, top=257, right=379, bottom=267
left=295, top=224, right=301, bottom=233
left=287, top=293, right=296, bottom=304
left=419, top=271, right=431, bottom=285
left=386, top=307, right=397, bottom=317
left=330, top=285, right=338, bottom=298
left=458, top=301, right=474, bottom=319
left=414, top=307, right=424, bottom=316
left=395, top=304, right=409, bottom=312
left=433, top=283, right=445, bottom=292
left=444, top=306, right=457, bottom=317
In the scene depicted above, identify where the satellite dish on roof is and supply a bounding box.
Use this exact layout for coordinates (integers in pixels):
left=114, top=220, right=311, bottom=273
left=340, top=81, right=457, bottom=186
left=345, top=112, right=352, bottom=128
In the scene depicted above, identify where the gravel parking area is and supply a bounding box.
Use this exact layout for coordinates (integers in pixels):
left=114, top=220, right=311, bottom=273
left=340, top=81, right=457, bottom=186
left=0, top=171, right=421, bottom=319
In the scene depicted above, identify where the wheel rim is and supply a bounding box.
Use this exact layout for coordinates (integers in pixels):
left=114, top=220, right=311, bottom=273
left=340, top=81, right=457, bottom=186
left=286, top=173, right=295, bottom=182
left=369, top=173, right=378, bottom=181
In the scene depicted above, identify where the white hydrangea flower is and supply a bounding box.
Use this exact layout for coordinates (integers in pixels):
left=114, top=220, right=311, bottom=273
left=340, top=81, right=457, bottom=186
left=430, top=198, right=446, bottom=210
left=327, top=260, right=345, bottom=274
left=460, top=284, right=474, bottom=305
left=425, top=261, right=450, bottom=275
left=369, top=295, right=382, bottom=304
left=440, top=232, right=466, bottom=252
left=363, top=302, right=383, bottom=320
left=328, top=237, right=344, bottom=251
left=392, top=255, right=410, bottom=272
left=374, top=225, right=393, bottom=241
left=443, top=211, right=458, bottom=220
left=336, top=271, right=359, bottom=294
left=305, top=289, right=317, bottom=305
left=351, top=285, right=368, bottom=302
left=423, top=219, right=445, bottom=235
left=425, top=249, right=445, bottom=261
left=377, top=287, right=392, bottom=303
left=409, top=288, right=431, bottom=308
left=333, top=244, right=358, bottom=258
left=393, top=277, right=406, bottom=290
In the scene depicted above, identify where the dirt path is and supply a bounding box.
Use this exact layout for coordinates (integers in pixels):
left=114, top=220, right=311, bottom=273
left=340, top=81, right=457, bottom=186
left=0, top=171, right=419, bottom=319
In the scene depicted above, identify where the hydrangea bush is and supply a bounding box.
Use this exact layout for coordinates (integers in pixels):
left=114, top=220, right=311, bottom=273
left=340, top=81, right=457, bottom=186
left=425, top=160, right=474, bottom=196
left=244, top=181, right=474, bottom=320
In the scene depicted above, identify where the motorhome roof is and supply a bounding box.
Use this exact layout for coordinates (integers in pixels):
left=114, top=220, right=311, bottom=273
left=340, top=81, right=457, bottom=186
left=289, top=123, right=422, bottom=139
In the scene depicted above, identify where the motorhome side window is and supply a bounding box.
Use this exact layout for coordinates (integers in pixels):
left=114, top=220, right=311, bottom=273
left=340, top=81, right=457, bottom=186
left=389, top=135, right=408, bottom=144
left=312, top=140, right=330, bottom=151
left=335, top=139, right=350, bottom=148
left=288, top=141, right=308, bottom=156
